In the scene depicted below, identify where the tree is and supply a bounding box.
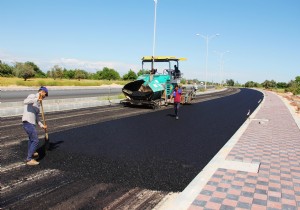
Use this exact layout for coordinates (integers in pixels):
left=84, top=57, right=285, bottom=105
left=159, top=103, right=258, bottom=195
left=46, top=70, right=53, bottom=78
left=13, top=62, right=35, bottom=81
left=88, top=72, right=100, bottom=80
left=286, top=76, right=300, bottom=95
left=123, top=69, right=137, bottom=80
left=96, top=67, right=120, bottom=80
left=137, top=69, right=150, bottom=76
left=54, top=65, right=64, bottom=79
left=48, top=69, right=56, bottom=80
left=226, top=79, right=234, bottom=86
left=63, top=69, right=75, bottom=79
left=0, top=62, right=13, bottom=76
left=190, top=79, right=200, bottom=84
left=25, top=61, right=46, bottom=78
left=277, top=82, right=288, bottom=89
left=262, top=80, right=276, bottom=89
left=48, top=65, right=64, bottom=80
left=235, top=81, right=241, bottom=87
left=180, top=78, right=187, bottom=84
left=296, top=76, right=300, bottom=85
left=74, top=69, right=87, bottom=81
left=245, top=81, right=259, bottom=88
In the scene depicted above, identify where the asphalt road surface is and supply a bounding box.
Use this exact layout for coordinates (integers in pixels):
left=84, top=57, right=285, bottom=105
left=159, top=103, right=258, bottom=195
left=0, top=87, right=122, bottom=102
left=0, top=88, right=263, bottom=209
left=48, top=88, right=262, bottom=191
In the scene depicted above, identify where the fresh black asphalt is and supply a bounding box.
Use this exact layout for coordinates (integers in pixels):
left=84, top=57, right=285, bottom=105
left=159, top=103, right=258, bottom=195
left=38, top=88, right=263, bottom=192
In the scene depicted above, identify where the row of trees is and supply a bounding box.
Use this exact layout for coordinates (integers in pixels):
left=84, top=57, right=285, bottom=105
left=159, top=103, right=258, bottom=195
left=0, top=60, right=146, bottom=81
left=0, top=61, right=46, bottom=80
left=1, top=60, right=299, bottom=94
left=206, top=78, right=299, bottom=95
left=243, top=77, right=300, bottom=94
left=47, top=67, right=150, bottom=81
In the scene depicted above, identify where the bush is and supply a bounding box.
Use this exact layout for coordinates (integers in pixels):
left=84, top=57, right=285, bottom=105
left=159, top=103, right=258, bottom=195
left=0, top=62, right=13, bottom=76
left=123, top=69, right=137, bottom=80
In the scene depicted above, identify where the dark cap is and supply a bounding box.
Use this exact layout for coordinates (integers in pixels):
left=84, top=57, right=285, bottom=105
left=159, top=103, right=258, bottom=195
left=38, top=86, right=48, bottom=96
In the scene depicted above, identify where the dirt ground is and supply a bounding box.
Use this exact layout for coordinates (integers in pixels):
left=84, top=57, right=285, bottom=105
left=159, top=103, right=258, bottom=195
left=276, top=91, right=300, bottom=117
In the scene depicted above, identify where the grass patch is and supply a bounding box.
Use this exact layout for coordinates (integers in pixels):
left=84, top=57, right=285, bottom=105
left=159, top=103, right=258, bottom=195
left=197, top=88, right=205, bottom=92
left=274, top=88, right=285, bottom=93
left=117, top=94, right=126, bottom=99
left=0, top=77, right=127, bottom=87
left=214, top=86, right=224, bottom=90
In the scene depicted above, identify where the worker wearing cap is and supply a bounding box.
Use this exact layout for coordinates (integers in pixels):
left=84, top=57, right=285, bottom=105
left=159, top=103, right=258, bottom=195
left=22, top=86, right=48, bottom=166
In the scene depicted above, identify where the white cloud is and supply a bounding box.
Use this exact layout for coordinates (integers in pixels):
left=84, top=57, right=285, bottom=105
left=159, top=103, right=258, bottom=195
left=49, top=58, right=134, bottom=72
left=0, top=50, right=27, bottom=63
left=0, top=50, right=139, bottom=75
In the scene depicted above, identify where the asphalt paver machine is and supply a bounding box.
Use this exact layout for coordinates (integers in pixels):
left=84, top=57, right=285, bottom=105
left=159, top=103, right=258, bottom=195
left=121, top=56, right=195, bottom=109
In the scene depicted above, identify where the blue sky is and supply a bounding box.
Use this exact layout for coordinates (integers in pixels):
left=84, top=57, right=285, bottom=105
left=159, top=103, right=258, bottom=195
left=1, top=0, right=299, bottom=84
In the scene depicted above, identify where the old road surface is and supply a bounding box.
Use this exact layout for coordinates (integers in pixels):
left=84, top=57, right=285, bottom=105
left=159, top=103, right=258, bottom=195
left=0, top=88, right=263, bottom=210
left=0, top=87, right=122, bottom=103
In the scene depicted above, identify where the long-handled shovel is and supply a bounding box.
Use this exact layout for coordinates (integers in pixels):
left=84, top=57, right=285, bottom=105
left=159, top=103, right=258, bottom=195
left=40, top=100, right=49, bottom=150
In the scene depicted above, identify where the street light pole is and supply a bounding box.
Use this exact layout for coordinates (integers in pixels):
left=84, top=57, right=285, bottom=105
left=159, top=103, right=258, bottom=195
left=152, top=0, right=158, bottom=70
left=214, top=50, right=230, bottom=86
left=196, top=33, right=220, bottom=90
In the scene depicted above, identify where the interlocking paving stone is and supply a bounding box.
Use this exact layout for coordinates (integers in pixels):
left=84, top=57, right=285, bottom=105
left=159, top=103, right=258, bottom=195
left=192, top=199, right=206, bottom=207
left=237, top=201, right=251, bottom=209
left=253, top=198, right=267, bottom=206
left=220, top=204, right=235, bottom=210
left=189, top=91, right=300, bottom=209
left=226, top=194, right=239, bottom=201
left=210, top=197, right=224, bottom=203
left=282, top=204, right=297, bottom=210
left=268, top=196, right=281, bottom=202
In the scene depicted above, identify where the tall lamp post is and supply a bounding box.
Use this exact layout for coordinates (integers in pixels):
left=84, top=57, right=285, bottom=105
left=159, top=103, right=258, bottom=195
left=152, top=0, right=158, bottom=70
left=214, top=50, right=230, bottom=86
left=196, top=33, right=220, bottom=90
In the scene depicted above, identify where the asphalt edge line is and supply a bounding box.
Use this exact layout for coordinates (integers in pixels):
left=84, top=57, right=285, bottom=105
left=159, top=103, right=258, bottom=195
left=156, top=88, right=265, bottom=210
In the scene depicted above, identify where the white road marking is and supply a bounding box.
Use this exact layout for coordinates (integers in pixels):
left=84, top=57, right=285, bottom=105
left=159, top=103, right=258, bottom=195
left=0, top=169, right=61, bottom=193
left=0, top=135, right=43, bottom=148
left=0, top=162, right=26, bottom=173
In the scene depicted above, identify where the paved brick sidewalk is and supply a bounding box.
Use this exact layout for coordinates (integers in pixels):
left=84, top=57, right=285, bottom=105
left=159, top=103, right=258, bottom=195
left=188, top=91, right=300, bottom=210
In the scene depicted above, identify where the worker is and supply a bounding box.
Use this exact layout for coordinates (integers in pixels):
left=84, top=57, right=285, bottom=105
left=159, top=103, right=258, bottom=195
left=174, top=65, right=178, bottom=72
left=22, top=86, right=48, bottom=166
left=193, top=83, right=198, bottom=92
left=150, top=68, right=157, bottom=74
left=170, top=84, right=182, bottom=120
left=174, top=65, right=180, bottom=78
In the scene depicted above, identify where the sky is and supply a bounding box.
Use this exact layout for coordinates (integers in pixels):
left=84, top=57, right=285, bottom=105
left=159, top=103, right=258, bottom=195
left=0, top=0, right=299, bottom=84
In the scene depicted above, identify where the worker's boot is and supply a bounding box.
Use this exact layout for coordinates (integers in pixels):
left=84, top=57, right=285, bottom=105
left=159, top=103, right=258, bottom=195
left=26, top=159, right=39, bottom=166
left=32, top=152, right=39, bottom=159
